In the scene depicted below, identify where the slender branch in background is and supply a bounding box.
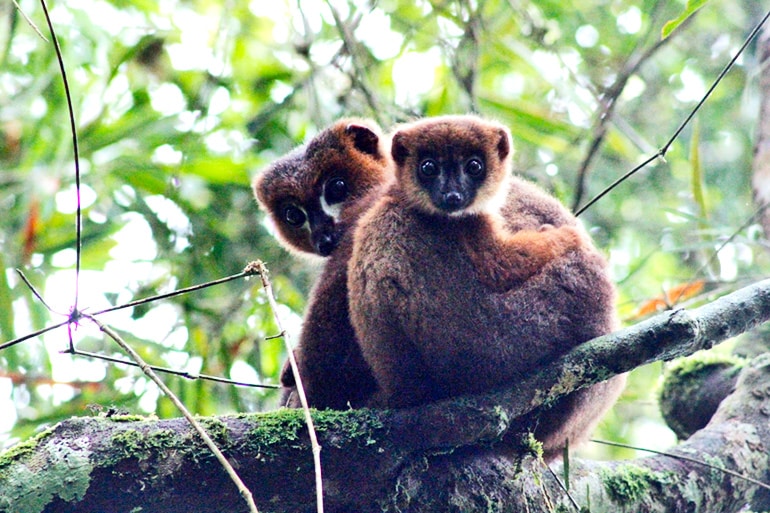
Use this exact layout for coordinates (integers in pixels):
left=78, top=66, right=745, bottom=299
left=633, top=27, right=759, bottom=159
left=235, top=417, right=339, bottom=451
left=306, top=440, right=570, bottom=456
left=752, top=23, right=770, bottom=239
left=84, top=313, right=261, bottom=513
left=686, top=203, right=770, bottom=285
left=92, top=268, right=258, bottom=316
left=4, top=266, right=277, bottom=389
left=39, top=0, right=83, bottom=322
left=574, top=8, right=770, bottom=216
left=67, top=348, right=279, bottom=389
left=452, top=1, right=481, bottom=113
left=249, top=260, right=325, bottom=513
left=591, top=439, right=770, bottom=492
left=12, top=0, right=47, bottom=41
left=0, top=319, right=69, bottom=351
left=570, top=0, right=686, bottom=212
left=325, top=1, right=383, bottom=127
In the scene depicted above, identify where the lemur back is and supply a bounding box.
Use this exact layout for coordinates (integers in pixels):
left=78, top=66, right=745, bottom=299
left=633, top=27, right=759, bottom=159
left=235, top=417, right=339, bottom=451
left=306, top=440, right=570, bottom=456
left=253, top=119, right=392, bottom=408
left=348, top=115, right=624, bottom=459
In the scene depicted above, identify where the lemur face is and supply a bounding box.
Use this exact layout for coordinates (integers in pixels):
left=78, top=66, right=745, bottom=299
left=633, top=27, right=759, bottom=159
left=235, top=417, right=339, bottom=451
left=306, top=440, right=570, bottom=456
left=390, top=116, right=512, bottom=217
left=413, top=153, right=487, bottom=214
left=268, top=161, right=352, bottom=256
left=254, top=120, right=391, bottom=257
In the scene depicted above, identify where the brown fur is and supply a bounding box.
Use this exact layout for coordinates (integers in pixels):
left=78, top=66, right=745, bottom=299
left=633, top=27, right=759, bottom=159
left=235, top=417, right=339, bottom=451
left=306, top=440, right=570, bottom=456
left=348, top=115, right=625, bottom=459
left=390, top=117, right=586, bottom=292
left=253, top=119, right=391, bottom=408
left=254, top=118, right=391, bottom=258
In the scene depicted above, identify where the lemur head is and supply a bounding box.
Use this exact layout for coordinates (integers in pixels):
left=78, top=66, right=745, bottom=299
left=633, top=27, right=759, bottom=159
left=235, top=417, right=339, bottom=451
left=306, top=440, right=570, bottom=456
left=390, top=115, right=512, bottom=217
left=254, top=119, right=391, bottom=257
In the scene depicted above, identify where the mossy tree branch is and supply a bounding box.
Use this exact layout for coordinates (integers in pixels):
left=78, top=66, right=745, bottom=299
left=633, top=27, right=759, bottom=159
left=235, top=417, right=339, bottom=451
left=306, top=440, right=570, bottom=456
left=2, top=279, right=770, bottom=512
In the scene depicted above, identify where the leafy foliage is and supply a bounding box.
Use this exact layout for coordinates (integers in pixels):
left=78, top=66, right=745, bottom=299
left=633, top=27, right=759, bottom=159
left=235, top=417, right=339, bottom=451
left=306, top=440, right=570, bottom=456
left=0, top=0, right=766, bottom=461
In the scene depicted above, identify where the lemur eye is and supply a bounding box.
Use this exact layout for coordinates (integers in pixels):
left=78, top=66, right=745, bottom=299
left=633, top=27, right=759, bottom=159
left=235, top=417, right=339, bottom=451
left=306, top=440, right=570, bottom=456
left=419, top=159, right=439, bottom=178
left=324, top=178, right=349, bottom=205
left=282, top=205, right=307, bottom=227
left=465, top=158, right=484, bottom=177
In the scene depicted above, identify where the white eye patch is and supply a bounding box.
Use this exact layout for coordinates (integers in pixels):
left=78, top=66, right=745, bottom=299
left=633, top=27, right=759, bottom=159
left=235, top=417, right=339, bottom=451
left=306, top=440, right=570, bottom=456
left=320, top=196, right=342, bottom=221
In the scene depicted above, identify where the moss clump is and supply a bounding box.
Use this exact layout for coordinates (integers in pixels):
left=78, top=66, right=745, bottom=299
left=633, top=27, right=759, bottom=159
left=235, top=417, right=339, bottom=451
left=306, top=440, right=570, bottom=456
left=312, top=408, right=384, bottom=448
left=0, top=425, right=57, bottom=474
left=107, top=414, right=147, bottom=422
left=660, top=353, right=744, bottom=439
left=197, top=417, right=230, bottom=444
left=110, top=428, right=181, bottom=461
left=664, top=353, right=744, bottom=384
left=601, top=464, right=677, bottom=504
left=242, top=408, right=386, bottom=460
left=522, top=432, right=543, bottom=460
left=243, top=409, right=310, bottom=460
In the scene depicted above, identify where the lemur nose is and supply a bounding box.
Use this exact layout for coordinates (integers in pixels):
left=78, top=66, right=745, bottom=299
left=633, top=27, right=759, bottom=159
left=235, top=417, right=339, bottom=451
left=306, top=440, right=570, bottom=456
left=443, top=192, right=464, bottom=210
left=315, top=233, right=337, bottom=256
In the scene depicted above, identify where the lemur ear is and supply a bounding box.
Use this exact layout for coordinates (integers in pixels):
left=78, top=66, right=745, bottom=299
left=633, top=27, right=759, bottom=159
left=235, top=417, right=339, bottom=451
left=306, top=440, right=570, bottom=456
left=346, top=123, right=380, bottom=156
left=391, top=132, right=410, bottom=166
left=495, top=127, right=512, bottom=161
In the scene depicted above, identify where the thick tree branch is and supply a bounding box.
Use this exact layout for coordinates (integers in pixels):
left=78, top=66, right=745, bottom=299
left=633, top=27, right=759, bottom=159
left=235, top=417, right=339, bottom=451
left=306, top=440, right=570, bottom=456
left=2, top=279, right=770, bottom=512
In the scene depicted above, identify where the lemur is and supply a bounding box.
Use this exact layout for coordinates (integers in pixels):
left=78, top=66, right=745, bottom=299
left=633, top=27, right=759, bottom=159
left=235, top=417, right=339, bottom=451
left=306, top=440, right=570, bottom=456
left=347, top=115, right=625, bottom=460
left=254, top=119, right=392, bottom=409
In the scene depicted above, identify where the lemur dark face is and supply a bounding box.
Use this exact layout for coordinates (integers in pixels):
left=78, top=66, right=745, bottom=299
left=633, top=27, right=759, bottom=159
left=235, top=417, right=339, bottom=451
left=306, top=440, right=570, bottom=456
left=254, top=120, right=390, bottom=257
left=414, top=153, right=487, bottom=214
left=390, top=116, right=512, bottom=217
left=274, top=167, right=351, bottom=256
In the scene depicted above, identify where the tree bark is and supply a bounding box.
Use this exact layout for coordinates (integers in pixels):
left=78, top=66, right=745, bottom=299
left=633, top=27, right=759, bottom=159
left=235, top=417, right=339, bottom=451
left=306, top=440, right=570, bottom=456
left=2, top=279, right=770, bottom=513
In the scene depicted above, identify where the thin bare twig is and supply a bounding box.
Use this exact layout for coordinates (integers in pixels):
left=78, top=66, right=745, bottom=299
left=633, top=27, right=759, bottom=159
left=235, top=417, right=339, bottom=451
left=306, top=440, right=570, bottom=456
left=67, top=348, right=279, bottom=389
left=248, top=260, right=325, bottom=513
left=92, top=268, right=258, bottom=316
left=83, top=313, right=261, bottom=513
left=0, top=319, right=70, bottom=351
left=543, top=461, right=580, bottom=511
left=570, top=0, right=686, bottom=211
left=12, top=0, right=47, bottom=41
left=15, top=269, right=58, bottom=314
left=5, top=267, right=278, bottom=389
left=39, top=0, right=83, bottom=318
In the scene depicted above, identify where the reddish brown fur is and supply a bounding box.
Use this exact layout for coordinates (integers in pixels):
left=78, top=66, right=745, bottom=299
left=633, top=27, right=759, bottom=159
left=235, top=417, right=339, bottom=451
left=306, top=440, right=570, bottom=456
left=390, top=117, right=585, bottom=292
left=253, top=119, right=392, bottom=408
left=391, top=117, right=511, bottom=217
left=348, top=115, right=625, bottom=460
left=254, top=118, right=391, bottom=257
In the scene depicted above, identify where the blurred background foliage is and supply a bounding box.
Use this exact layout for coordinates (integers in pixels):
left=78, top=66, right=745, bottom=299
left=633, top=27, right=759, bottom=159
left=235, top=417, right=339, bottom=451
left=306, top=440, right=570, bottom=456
left=0, top=0, right=767, bottom=460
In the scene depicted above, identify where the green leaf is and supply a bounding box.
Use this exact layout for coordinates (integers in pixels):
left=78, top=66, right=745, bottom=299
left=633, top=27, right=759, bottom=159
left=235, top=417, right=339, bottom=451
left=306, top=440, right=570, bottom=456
left=662, top=0, right=710, bottom=39
left=180, top=156, right=251, bottom=185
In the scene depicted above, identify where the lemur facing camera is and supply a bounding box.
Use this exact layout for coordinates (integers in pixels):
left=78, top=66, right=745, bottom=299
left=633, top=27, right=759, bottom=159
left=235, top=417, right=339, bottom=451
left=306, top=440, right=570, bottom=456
left=347, top=115, right=625, bottom=460
left=254, top=119, right=392, bottom=409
